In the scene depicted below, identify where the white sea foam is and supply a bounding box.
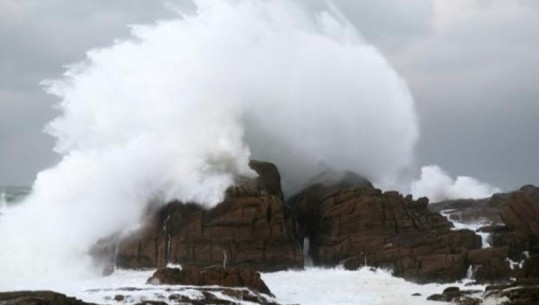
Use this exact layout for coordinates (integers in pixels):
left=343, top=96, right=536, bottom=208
left=0, top=267, right=490, bottom=305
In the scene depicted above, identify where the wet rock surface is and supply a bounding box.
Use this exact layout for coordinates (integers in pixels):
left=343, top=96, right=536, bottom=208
left=426, top=286, right=482, bottom=303
left=0, top=291, right=97, bottom=305
left=88, top=284, right=281, bottom=305
left=287, top=180, right=482, bottom=283
left=484, top=278, right=539, bottom=305
left=114, top=160, right=303, bottom=272
left=147, top=266, right=273, bottom=296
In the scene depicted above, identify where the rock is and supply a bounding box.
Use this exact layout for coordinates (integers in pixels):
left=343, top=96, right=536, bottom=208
left=467, top=247, right=512, bottom=283
left=427, top=287, right=461, bottom=302
left=426, top=293, right=450, bottom=302
left=395, top=253, right=469, bottom=283
left=429, top=185, right=539, bottom=284
left=484, top=278, right=539, bottom=305
left=430, top=197, right=505, bottom=224
left=115, top=160, right=303, bottom=272
left=453, top=296, right=482, bottom=305
left=522, top=255, right=539, bottom=278
left=287, top=179, right=481, bottom=283
left=427, top=287, right=483, bottom=304
left=147, top=267, right=273, bottom=296
left=498, top=185, right=539, bottom=256
left=0, top=291, right=96, bottom=305
left=248, top=160, right=284, bottom=201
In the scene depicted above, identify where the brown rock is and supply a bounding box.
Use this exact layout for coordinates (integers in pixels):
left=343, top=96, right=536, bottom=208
left=0, top=291, right=96, bottom=305
left=498, top=185, right=539, bottom=256
left=115, top=160, right=303, bottom=272
left=467, top=247, right=512, bottom=283
left=287, top=178, right=482, bottom=283
left=523, top=255, right=539, bottom=278
left=485, top=278, right=539, bottom=305
left=248, top=160, right=284, bottom=201
left=395, top=254, right=468, bottom=283
left=147, top=267, right=273, bottom=296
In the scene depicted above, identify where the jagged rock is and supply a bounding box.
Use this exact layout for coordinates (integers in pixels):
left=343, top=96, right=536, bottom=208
left=115, top=160, right=303, bottom=272
left=147, top=267, right=272, bottom=296
left=485, top=278, right=539, bottom=305
left=467, top=247, right=512, bottom=283
left=0, top=291, right=96, bottom=305
left=248, top=160, right=284, bottom=201
left=428, top=187, right=539, bottom=284
left=430, top=193, right=509, bottom=224
left=498, top=185, right=539, bottom=256
left=287, top=179, right=482, bottom=283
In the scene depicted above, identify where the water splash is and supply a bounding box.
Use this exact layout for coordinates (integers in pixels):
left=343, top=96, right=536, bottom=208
left=0, top=0, right=418, bottom=283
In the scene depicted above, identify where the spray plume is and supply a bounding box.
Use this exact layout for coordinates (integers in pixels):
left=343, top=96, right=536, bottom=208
left=411, top=165, right=501, bottom=203
left=0, top=0, right=494, bottom=284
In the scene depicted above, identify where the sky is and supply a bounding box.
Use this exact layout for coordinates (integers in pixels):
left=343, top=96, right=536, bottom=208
left=0, top=0, right=538, bottom=191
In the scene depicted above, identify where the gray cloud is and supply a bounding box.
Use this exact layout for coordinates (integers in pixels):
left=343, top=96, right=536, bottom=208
left=1, top=0, right=538, bottom=191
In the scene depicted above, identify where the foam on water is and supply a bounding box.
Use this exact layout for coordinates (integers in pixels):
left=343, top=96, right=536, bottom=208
left=0, top=267, right=493, bottom=305
left=440, top=209, right=492, bottom=248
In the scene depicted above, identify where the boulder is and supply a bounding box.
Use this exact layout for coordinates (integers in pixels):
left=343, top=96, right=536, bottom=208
left=287, top=179, right=482, bottom=283
left=427, top=287, right=482, bottom=304
left=485, top=278, right=539, bottom=305
left=467, top=247, right=512, bottom=283
left=147, top=266, right=272, bottom=296
left=0, top=291, right=96, bottom=305
left=115, top=160, right=303, bottom=272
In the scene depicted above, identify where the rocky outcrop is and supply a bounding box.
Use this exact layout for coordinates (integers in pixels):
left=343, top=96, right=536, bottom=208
left=432, top=185, right=539, bottom=259
left=287, top=180, right=482, bottom=283
left=484, top=278, right=539, bottom=305
left=427, top=287, right=482, bottom=304
left=467, top=247, right=512, bottom=283
left=147, top=267, right=272, bottom=296
left=115, top=160, right=303, bottom=272
left=430, top=185, right=539, bottom=282
left=0, top=291, right=96, bottom=305
left=497, top=185, right=539, bottom=256
left=430, top=193, right=510, bottom=224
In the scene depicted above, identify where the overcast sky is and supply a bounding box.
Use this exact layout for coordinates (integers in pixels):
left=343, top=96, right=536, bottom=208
left=1, top=0, right=538, bottom=191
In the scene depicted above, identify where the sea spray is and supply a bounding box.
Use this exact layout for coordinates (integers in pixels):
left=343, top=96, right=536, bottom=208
left=0, top=0, right=419, bottom=284
left=411, top=165, right=500, bottom=202
left=0, top=0, right=497, bottom=285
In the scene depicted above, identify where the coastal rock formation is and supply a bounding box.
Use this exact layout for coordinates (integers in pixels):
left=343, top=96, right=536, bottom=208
left=467, top=247, right=512, bottom=283
left=484, top=278, right=539, bottom=305
left=115, top=160, right=303, bottom=272
left=431, top=185, right=539, bottom=259
left=497, top=185, right=539, bottom=256
left=429, top=195, right=508, bottom=224
left=0, top=291, right=96, bottom=305
left=147, top=267, right=272, bottom=296
left=287, top=179, right=482, bottom=283
left=427, top=287, right=482, bottom=304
